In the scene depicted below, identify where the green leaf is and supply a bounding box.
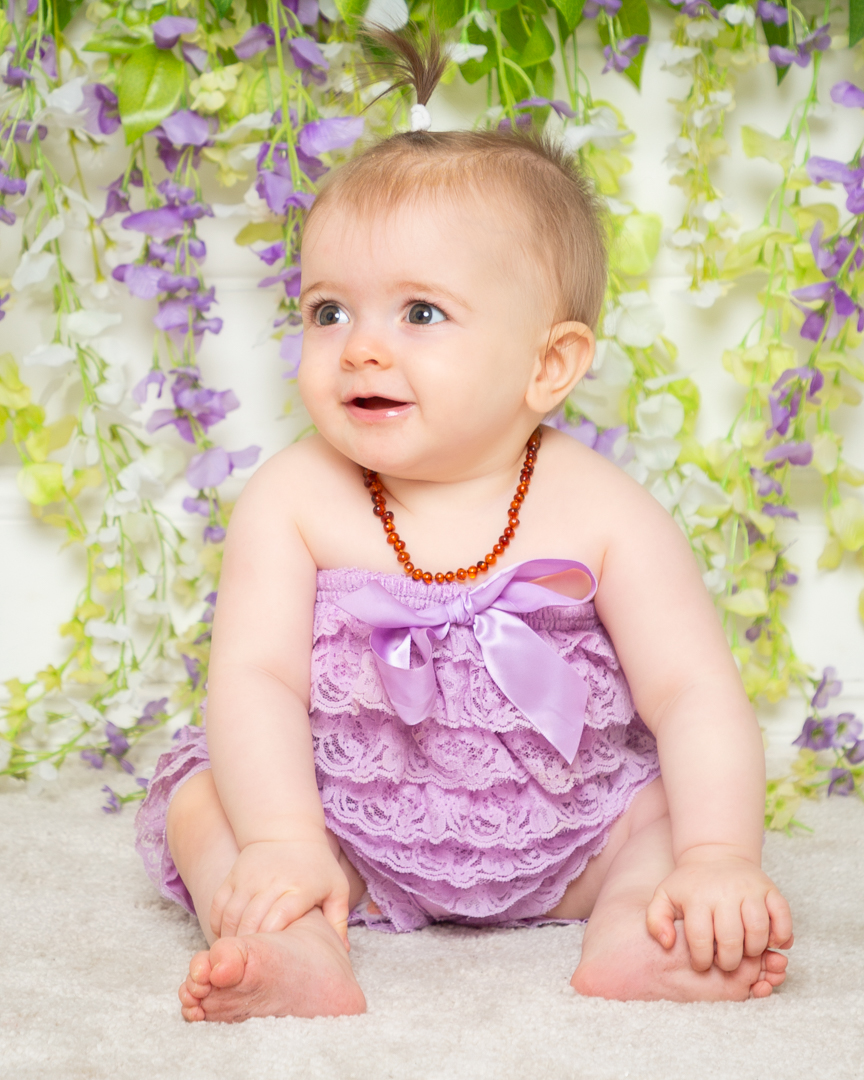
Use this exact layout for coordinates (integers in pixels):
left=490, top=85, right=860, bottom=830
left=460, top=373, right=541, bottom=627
left=82, top=29, right=151, bottom=55
left=550, top=0, right=584, bottom=31
left=335, top=0, right=368, bottom=25
left=519, top=14, right=556, bottom=66
left=852, top=0, right=864, bottom=46
left=611, top=212, right=662, bottom=276
left=117, top=45, right=184, bottom=144
left=759, top=16, right=791, bottom=84
left=434, top=0, right=466, bottom=30
left=487, top=0, right=521, bottom=11
left=500, top=7, right=530, bottom=51
left=212, top=0, right=235, bottom=16
left=721, top=588, right=769, bottom=617
left=533, top=58, right=556, bottom=99
left=54, top=0, right=85, bottom=30
left=460, top=23, right=497, bottom=83
left=235, top=221, right=284, bottom=245
left=741, top=125, right=794, bottom=169
left=597, top=0, right=649, bottom=90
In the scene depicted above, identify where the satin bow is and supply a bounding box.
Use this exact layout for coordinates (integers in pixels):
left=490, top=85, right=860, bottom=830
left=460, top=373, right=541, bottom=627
left=336, top=558, right=598, bottom=764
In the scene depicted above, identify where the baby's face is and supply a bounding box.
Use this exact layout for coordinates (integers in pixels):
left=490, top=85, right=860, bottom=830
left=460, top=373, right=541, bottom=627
left=297, top=197, right=554, bottom=481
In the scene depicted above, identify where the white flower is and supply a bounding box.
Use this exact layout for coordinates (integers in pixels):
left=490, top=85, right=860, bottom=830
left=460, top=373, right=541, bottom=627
left=670, top=227, right=707, bottom=247
left=562, top=107, right=628, bottom=152
left=91, top=642, right=122, bottom=666
left=569, top=340, right=633, bottom=428
left=66, top=310, right=123, bottom=339
left=37, top=77, right=87, bottom=129
left=676, top=464, right=731, bottom=527
left=629, top=435, right=681, bottom=472
left=603, top=291, right=664, bottom=348
left=654, top=42, right=701, bottom=74
left=364, top=0, right=409, bottom=30
left=85, top=619, right=133, bottom=643
left=22, top=343, right=77, bottom=367
left=685, top=19, right=720, bottom=41
left=677, top=280, right=726, bottom=307
left=723, top=4, right=755, bottom=26
left=636, top=394, right=685, bottom=438
left=449, top=42, right=488, bottom=64
left=12, top=251, right=56, bottom=290
left=318, top=0, right=338, bottom=19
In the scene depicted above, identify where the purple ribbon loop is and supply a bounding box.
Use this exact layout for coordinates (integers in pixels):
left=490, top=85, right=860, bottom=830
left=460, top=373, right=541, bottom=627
left=336, top=559, right=597, bottom=764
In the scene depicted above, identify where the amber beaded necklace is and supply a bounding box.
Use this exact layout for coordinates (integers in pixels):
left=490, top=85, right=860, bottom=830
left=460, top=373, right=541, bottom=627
left=363, top=427, right=542, bottom=585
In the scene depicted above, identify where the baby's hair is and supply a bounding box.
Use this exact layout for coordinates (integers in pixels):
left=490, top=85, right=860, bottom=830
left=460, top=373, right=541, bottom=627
left=304, top=29, right=608, bottom=328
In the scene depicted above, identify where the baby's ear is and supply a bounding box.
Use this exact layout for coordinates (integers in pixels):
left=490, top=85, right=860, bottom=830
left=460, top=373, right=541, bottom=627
left=526, top=321, right=595, bottom=414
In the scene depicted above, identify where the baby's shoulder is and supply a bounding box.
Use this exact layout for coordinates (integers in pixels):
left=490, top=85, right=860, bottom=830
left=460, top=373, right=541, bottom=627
left=234, top=435, right=358, bottom=519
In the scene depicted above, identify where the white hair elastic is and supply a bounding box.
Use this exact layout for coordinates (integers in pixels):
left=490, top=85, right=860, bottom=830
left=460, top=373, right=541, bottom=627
left=410, top=103, right=432, bottom=132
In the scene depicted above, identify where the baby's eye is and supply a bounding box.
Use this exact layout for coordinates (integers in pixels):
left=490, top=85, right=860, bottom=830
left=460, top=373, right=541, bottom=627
left=315, top=303, right=349, bottom=326
left=407, top=302, right=446, bottom=325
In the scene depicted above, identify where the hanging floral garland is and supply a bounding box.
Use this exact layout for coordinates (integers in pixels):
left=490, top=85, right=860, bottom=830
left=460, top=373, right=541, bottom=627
left=0, top=0, right=862, bottom=827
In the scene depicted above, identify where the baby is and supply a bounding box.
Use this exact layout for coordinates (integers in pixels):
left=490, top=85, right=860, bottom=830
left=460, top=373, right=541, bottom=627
left=135, top=44, right=793, bottom=1023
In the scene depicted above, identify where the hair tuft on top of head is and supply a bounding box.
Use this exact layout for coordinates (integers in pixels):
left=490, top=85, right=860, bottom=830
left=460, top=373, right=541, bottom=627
left=363, top=24, right=447, bottom=108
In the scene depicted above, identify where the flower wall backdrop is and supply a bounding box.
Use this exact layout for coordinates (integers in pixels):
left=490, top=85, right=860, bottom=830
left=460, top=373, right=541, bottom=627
left=0, top=0, right=862, bottom=827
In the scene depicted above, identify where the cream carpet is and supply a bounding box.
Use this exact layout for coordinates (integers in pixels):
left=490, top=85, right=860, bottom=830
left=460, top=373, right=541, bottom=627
left=1, top=765, right=862, bottom=1080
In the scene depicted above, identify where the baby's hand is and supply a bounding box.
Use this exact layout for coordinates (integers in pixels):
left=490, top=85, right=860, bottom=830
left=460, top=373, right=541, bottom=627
left=210, top=835, right=351, bottom=948
left=645, top=846, right=793, bottom=972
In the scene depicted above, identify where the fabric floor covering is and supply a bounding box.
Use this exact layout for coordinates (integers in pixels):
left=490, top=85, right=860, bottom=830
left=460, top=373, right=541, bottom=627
left=1, top=764, right=862, bottom=1080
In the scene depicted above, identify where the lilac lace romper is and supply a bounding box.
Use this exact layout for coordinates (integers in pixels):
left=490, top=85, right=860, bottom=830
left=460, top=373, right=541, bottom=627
left=135, top=563, right=660, bottom=932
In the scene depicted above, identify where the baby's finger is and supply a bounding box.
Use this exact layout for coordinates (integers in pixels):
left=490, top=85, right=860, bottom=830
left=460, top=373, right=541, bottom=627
left=712, top=903, right=744, bottom=972
left=236, top=891, right=281, bottom=937
left=219, top=887, right=256, bottom=940
left=741, top=895, right=770, bottom=958
left=645, top=888, right=678, bottom=950
left=682, top=904, right=715, bottom=972
left=258, top=890, right=314, bottom=934
left=210, top=880, right=234, bottom=939
left=765, top=888, right=793, bottom=949
left=321, top=888, right=351, bottom=951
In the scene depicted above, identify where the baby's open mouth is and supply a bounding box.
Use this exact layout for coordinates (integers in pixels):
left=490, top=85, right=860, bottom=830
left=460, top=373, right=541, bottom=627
left=352, top=396, right=408, bottom=410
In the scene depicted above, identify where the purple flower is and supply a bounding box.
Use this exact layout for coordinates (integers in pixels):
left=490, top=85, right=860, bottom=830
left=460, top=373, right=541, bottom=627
left=812, top=666, right=842, bottom=708
left=513, top=97, right=577, bottom=119
left=27, top=34, right=57, bottom=79
left=182, top=43, right=208, bottom=71
left=290, top=37, right=328, bottom=71
left=147, top=368, right=239, bottom=442
left=1, top=121, right=47, bottom=142
left=751, top=468, right=783, bottom=497
left=183, top=654, right=202, bottom=690
left=0, top=292, right=10, bottom=317
left=158, top=109, right=213, bottom=148
left=82, top=83, right=121, bottom=136
left=132, top=370, right=166, bottom=404
left=0, top=208, right=15, bottom=226
left=113, top=263, right=169, bottom=300
left=105, top=721, right=130, bottom=757
left=80, top=749, right=104, bottom=769
left=0, top=174, right=26, bottom=196
left=793, top=716, right=838, bottom=750
left=671, top=0, right=719, bottom=17
left=298, top=117, right=364, bottom=157
left=255, top=241, right=287, bottom=266
left=235, top=24, right=276, bottom=58
left=3, top=66, right=33, bottom=88
left=827, top=768, right=855, bottom=796
left=831, top=81, right=864, bottom=109
left=847, top=740, right=864, bottom=765
left=122, top=206, right=186, bottom=241
left=256, top=170, right=314, bottom=215
left=283, top=0, right=320, bottom=24
left=762, top=504, right=798, bottom=519
left=183, top=495, right=211, bottom=516
left=756, top=0, right=788, bottom=25
left=280, top=332, right=304, bottom=376
left=152, top=16, right=197, bottom=50
left=805, top=221, right=864, bottom=280
left=806, top=157, right=863, bottom=186
left=835, top=713, right=863, bottom=743
left=602, top=35, right=648, bottom=74
left=186, top=445, right=261, bottom=488
left=259, top=264, right=303, bottom=295
left=769, top=23, right=831, bottom=69
left=137, top=698, right=168, bottom=727
left=101, top=785, right=122, bottom=813
left=763, top=441, right=813, bottom=466
left=97, top=169, right=141, bottom=221
left=583, top=0, right=622, bottom=15
left=203, top=525, right=227, bottom=544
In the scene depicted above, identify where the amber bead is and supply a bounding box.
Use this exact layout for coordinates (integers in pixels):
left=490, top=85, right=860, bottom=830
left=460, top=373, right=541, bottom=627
left=517, top=483, right=528, bottom=495
left=412, top=569, right=424, bottom=581
left=435, top=573, right=445, bottom=584
left=398, top=551, right=411, bottom=563
left=467, top=566, right=478, bottom=578
left=382, top=510, right=394, bottom=521
left=512, top=491, right=524, bottom=504
left=387, top=532, right=400, bottom=545
left=445, top=572, right=455, bottom=582
left=503, top=527, right=515, bottom=539
left=508, top=517, right=520, bottom=529
left=383, top=519, right=396, bottom=532
left=373, top=504, right=385, bottom=516
left=394, top=540, right=406, bottom=552
left=493, top=543, right=505, bottom=555
left=456, top=568, right=467, bottom=580
left=422, top=572, right=433, bottom=584
left=485, top=553, right=497, bottom=565
left=510, top=500, right=521, bottom=512
left=404, top=562, right=414, bottom=574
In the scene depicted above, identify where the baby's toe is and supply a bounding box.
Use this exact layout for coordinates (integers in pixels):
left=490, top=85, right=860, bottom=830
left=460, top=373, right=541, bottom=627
left=750, top=979, right=774, bottom=999
left=208, top=936, right=249, bottom=989
left=188, top=949, right=213, bottom=986
left=763, top=949, right=788, bottom=974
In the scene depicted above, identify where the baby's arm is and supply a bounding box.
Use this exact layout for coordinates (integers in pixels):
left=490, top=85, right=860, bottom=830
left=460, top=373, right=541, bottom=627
left=203, top=448, right=350, bottom=945
left=592, top=471, right=793, bottom=972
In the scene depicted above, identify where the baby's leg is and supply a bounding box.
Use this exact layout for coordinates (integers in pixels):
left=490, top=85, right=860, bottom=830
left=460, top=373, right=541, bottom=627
left=559, top=781, right=789, bottom=1002
left=166, top=769, right=368, bottom=1021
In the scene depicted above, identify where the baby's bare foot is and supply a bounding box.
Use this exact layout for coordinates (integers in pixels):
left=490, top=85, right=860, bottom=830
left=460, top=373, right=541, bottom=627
left=178, top=908, right=366, bottom=1022
left=572, top=917, right=790, bottom=1003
